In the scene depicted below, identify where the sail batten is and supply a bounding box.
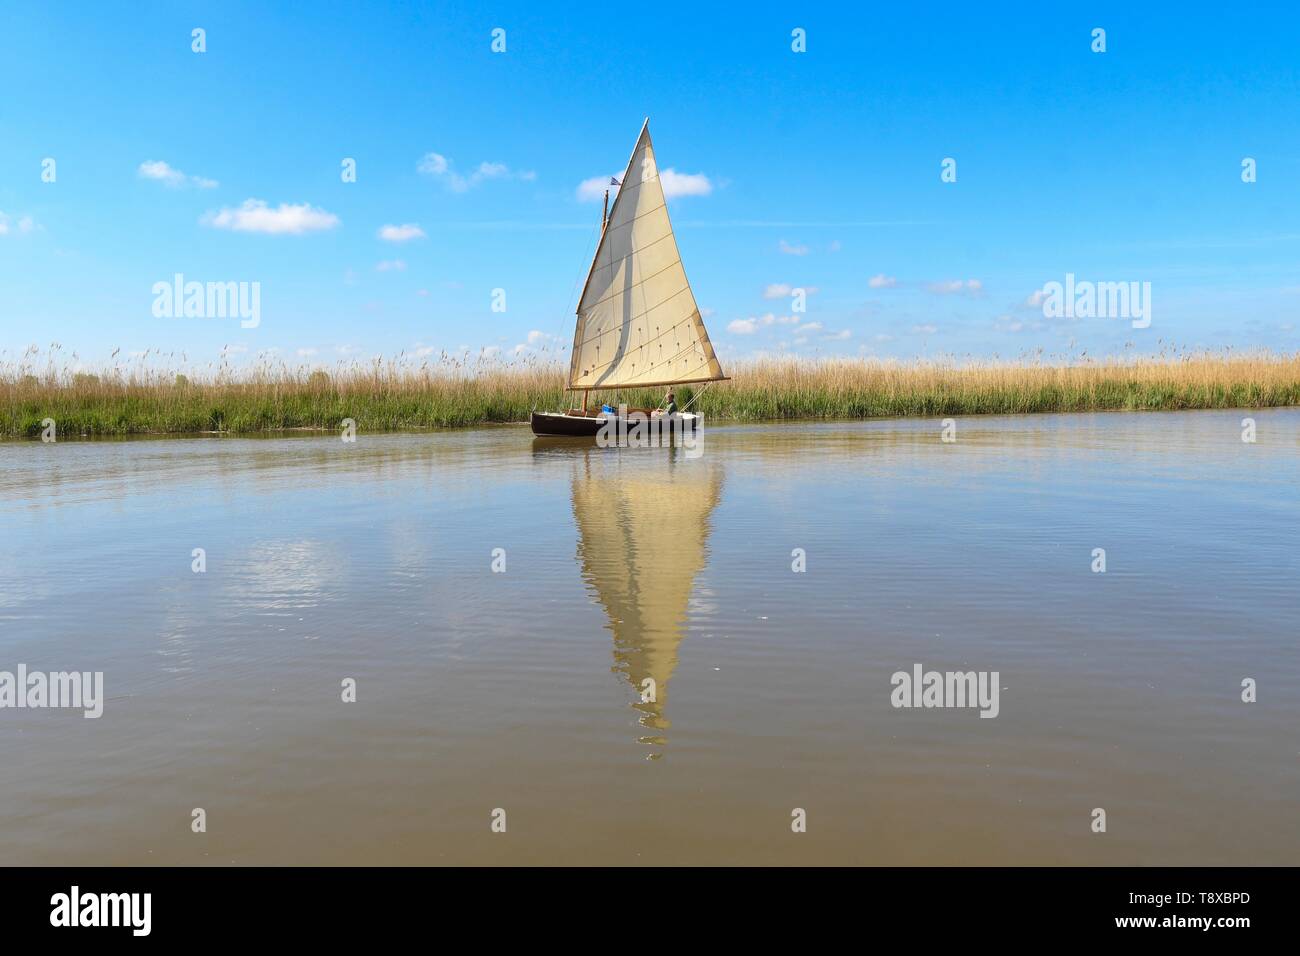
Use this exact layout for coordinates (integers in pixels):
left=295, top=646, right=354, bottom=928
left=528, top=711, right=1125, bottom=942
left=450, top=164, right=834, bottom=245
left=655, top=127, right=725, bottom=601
left=568, top=122, right=725, bottom=391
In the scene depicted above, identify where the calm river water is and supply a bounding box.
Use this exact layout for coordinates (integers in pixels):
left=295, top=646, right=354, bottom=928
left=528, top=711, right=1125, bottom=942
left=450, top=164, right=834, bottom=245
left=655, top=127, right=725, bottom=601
left=1, top=409, right=1296, bottom=865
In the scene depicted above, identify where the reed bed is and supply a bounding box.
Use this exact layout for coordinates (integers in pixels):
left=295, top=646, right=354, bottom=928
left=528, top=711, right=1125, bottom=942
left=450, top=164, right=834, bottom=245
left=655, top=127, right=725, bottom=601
left=3, top=345, right=1298, bottom=438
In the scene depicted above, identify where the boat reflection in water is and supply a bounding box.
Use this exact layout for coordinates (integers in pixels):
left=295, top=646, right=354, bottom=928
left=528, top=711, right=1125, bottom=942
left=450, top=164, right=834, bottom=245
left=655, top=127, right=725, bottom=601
left=547, top=441, right=723, bottom=755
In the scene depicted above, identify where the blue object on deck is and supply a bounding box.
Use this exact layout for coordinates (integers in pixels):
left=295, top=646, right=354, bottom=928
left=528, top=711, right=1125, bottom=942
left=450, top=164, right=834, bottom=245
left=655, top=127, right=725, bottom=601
left=602, top=404, right=615, bottom=414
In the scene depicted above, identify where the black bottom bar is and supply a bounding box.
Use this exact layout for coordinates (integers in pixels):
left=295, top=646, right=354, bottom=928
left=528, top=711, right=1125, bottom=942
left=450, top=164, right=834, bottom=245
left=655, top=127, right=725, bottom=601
left=0, top=867, right=1282, bottom=941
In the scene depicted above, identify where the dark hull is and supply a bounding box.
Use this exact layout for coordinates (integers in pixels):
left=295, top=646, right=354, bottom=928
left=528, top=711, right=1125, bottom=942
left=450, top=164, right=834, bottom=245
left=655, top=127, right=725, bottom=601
left=530, top=410, right=699, bottom=437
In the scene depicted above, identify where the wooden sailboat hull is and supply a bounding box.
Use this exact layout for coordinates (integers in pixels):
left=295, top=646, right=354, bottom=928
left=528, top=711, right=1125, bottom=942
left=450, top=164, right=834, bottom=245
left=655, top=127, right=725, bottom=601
left=530, top=411, right=699, bottom=438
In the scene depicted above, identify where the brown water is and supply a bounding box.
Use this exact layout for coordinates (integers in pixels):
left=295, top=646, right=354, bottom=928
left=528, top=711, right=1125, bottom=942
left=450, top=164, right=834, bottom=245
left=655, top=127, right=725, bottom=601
left=1, top=410, right=1297, bottom=865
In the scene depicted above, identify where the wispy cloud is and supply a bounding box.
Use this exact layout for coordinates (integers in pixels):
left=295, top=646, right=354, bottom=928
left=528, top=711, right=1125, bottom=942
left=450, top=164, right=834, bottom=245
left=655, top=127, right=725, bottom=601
left=762, top=283, right=819, bottom=300
left=779, top=240, right=809, bottom=256
left=912, top=324, right=939, bottom=334
left=869, top=273, right=898, bottom=289
left=202, top=199, right=339, bottom=235
left=375, top=259, right=407, bottom=272
left=139, top=160, right=218, bottom=189
left=727, top=313, right=798, bottom=335
left=928, top=279, right=983, bottom=296
left=996, top=314, right=1042, bottom=333
left=577, top=176, right=620, bottom=202
left=577, top=168, right=714, bottom=201
left=378, top=223, right=425, bottom=242
left=419, top=152, right=535, bottom=192
left=0, top=211, right=36, bottom=236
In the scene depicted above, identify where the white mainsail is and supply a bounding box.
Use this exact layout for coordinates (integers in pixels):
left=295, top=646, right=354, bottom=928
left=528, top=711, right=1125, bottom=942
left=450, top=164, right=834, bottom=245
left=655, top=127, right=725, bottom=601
left=568, top=120, right=725, bottom=392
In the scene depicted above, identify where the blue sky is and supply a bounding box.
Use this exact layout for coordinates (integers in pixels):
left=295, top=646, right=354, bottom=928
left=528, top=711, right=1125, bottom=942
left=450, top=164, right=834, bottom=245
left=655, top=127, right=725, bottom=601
left=1, top=1, right=1298, bottom=371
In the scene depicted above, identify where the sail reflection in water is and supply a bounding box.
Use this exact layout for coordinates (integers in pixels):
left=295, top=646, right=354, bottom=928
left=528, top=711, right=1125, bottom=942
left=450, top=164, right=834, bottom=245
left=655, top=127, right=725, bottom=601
left=565, top=445, right=722, bottom=752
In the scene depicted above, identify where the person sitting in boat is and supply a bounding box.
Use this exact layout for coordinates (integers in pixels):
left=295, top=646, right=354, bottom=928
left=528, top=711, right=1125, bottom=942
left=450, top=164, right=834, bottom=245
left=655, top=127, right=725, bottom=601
left=654, top=391, right=678, bottom=417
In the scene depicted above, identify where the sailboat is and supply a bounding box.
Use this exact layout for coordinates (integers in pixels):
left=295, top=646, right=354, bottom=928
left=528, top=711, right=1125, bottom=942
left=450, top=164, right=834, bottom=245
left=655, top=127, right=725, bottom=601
left=530, top=119, right=727, bottom=437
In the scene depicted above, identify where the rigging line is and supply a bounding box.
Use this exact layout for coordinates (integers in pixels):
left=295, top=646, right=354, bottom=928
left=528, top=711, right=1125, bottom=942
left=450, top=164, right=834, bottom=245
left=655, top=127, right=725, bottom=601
left=557, top=215, right=604, bottom=356
left=680, top=379, right=713, bottom=412
left=579, top=341, right=714, bottom=389
left=575, top=319, right=703, bottom=379
left=580, top=230, right=678, bottom=303
left=576, top=302, right=696, bottom=356
left=588, top=198, right=668, bottom=240
left=579, top=254, right=687, bottom=317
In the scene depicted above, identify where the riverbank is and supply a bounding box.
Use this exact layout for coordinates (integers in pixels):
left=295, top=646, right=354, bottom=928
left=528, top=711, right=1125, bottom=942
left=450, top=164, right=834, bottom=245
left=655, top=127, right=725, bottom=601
left=3, top=351, right=1298, bottom=438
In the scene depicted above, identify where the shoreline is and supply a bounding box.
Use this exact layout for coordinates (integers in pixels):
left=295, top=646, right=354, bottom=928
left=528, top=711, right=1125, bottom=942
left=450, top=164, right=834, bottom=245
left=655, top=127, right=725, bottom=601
left=3, top=401, right=1297, bottom=443
left=5, top=352, right=1298, bottom=439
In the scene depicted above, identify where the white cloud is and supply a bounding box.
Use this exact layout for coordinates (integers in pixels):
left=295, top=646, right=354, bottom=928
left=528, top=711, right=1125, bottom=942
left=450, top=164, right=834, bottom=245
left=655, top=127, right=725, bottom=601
left=997, top=314, right=1041, bottom=333
left=378, top=223, right=426, bottom=242
left=139, top=160, right=218, bottom=189
left=779, top=240, right=809, bottom=256
left=577, top=168, right=712, bottom=201
left=419, top=152, right=534, bottom=192
left=763, top=283, right=819, bottom=300
left=912, top=324, right=938, bottom=334
left=929, top=279, right=983, bottom=295
left=202, top=199, right=339, bottom=235
left=660, top=169, right=712, bottom=198
left=481, top=345, right=502, bottom=359
left=576, top=175, right=619, bottom=202
left=828, top=240, right=842, bottom=253
left=297, top=348, right=318, bottom=357
left=375, top=259, right=407, bottom=272
left=824, top=329, right=852, bottom=340
left=1025, top=287, right=1050, bottom=307
left=526, top=330, right=556, bottom=346
left=0, top=212, right=35, bottom=236
left=414, top=346, right=436, bottom=357
left=418, top=153, right=449, bottom=175
left=728, top=313, right=788, bottom=335
left=793, top=321, right=823, bottom=333
left=869, top=273, right=898, bottom=289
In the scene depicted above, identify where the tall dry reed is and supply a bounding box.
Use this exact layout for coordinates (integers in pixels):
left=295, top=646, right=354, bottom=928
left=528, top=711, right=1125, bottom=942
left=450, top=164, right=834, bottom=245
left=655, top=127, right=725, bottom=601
left=3, top=344, right=1297, bottom=438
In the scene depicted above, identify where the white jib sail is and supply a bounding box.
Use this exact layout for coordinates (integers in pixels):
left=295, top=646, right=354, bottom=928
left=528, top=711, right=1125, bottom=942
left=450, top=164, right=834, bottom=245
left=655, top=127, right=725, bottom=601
left=568, top=120, right=725, bottom=391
